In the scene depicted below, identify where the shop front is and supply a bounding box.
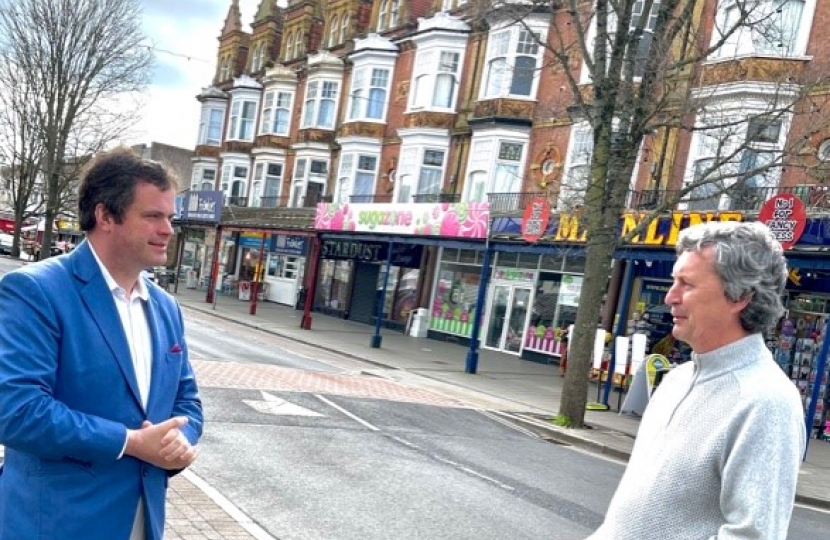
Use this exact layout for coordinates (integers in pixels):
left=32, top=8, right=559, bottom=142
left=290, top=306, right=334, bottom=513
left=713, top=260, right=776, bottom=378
left=264, top=234, right=308, bottom=305
left=314, top=237, right=424, bottom=327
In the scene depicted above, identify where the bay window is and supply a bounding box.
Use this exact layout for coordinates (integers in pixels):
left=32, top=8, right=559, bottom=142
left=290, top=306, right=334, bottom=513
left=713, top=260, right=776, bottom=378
left=260, top=90, right=293, bottom=136
left=483, top=26, right=543, bottom=99
left=348, top=67, right=390, bottom=121
left=198, top=108, right=224, bottom=146
left=227, top=99, right=257, bottom=141
left=302, top=80, right=339, bottom=129
left=291, top=157, right=328, bottom=207
left=712, top=0, right=809, bottom=59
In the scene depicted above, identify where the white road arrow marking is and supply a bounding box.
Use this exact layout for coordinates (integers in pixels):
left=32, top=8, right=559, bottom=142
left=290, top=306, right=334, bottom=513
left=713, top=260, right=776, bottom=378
left=243, top=391, right=323, bottom=417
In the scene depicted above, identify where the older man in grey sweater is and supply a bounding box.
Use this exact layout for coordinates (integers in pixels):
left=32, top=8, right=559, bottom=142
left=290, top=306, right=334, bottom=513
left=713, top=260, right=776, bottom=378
left=587, top=222, right=805, bottom=540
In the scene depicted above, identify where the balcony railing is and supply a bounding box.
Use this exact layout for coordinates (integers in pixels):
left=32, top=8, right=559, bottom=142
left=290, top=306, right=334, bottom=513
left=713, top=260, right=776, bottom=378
left=349, top=194, right=393, bottom=204
left=629, top=184, right=830, bottom=212
left=257, top=196, right=289, bottom=209
left=412, top=193, right=461, bottom=203
left=487, top=192, right=548, bottom=212
left=225, top=196, right=248, bottom=207
left=488, top=185, right=830, bottom=215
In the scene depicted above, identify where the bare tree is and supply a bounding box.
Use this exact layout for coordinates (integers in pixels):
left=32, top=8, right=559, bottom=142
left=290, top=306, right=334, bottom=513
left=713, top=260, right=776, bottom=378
left=464, top=0, right=830, bottom=427
left=0, top=53, right=45, bottom=258
left=0, top=0, right=152, bottom=259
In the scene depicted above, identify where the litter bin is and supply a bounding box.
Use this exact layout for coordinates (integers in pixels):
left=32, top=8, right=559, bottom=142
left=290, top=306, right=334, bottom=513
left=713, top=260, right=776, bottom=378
left=409, top=307, right=430, bottom=338
left=186, top=270, right=198, bottom=289
left=238, top=281, right=252, bottom=301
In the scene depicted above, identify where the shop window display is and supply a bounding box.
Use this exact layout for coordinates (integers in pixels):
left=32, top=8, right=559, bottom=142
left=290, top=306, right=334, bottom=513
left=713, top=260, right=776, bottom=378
left=525, top=273, right=581, bottom=357
left=314, top=260, right=352, bottom=313
left=774, top=293, right=830, bottom=438
left=430, top=264, right=480, bottom=337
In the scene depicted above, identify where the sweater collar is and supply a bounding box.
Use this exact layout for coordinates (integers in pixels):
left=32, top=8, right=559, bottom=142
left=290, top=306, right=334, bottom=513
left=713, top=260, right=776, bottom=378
left=691, top=333, right=766, bottom=381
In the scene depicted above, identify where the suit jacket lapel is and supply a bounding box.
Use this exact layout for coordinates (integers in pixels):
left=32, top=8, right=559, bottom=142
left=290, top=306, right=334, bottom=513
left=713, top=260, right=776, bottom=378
left=73, top=242, right=144, bottom=411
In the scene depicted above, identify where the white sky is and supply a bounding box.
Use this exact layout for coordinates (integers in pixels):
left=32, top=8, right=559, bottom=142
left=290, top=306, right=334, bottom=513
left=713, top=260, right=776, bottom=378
left=122, top=0, right=260, bottom=150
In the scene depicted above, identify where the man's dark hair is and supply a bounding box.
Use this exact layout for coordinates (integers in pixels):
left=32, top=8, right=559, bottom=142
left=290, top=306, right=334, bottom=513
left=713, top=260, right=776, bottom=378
left=78, top=146, right=178, bottom=232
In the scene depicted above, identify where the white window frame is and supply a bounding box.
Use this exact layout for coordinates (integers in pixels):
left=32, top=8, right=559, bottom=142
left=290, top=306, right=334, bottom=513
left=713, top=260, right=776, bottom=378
left=411, top=50, right=462, bottom=111
left=253, top=160, right=285, bottom=208
left=227, top=98, right=258, bottom=141
left=407, top=20, right=469, bottom=114
left=291, top=156, right=329, bottom=208
left=709, top=0, right=813, bottom=60
left=463, top=133, right=528, bottom=203
left=348, top=66, right=391, bottom=121
left=198, top=107, right=225, bottom=146
left=337, top=151, right=379, bottom=204
left=259, top=90, right=294, bottom=136
left=480, top=21, right=546, bottom=100
left=683, top=99, right=791, bottom=211
left=191, top=165, right=216, bottom=191
left=559, top=123, right=594, bottom=210
left=302, top=79, right=340, bottom=130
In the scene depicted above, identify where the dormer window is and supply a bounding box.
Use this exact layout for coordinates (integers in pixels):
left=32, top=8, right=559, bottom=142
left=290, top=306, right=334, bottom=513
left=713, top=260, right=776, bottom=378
left=294, top=32, right=305, bottom=58
left=251, top=43, right=265, bottom=72
left=328, top=15, right=340, bottom=48
left=219, top=57, right=230, bottom=81
left=284, top=31, right=294, bottom=60
left=376, top=0, right=399, bottom=32
left=341, top=13, right=350, bottom=43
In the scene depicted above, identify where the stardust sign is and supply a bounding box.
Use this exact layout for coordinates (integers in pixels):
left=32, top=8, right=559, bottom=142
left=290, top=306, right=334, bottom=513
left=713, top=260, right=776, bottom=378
left=758, top=193, right=806, bottom=250
left=521, top=197, right=550, bottom=243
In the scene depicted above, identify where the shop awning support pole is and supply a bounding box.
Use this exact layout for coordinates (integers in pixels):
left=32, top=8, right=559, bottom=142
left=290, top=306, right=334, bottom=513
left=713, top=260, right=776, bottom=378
left=465, top=246, right=493, bottom=374
left=370, top=241, right=394, bottom=348
left=602, top=260, right=635, bottom=407
left=301, top=236, right=321, bottom=330
left=804, top=315, right=830, bottom=459
left=205, top=225, right=222, bottom=305
left=173, top=226, right=186, bottom=294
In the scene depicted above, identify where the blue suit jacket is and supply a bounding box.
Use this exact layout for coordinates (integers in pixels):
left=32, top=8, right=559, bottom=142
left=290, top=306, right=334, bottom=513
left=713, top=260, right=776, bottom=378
left=0, top=241, right=203, bottom=540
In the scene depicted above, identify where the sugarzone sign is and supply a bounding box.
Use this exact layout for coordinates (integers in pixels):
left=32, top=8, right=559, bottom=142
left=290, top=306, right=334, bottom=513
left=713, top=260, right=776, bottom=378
left=315, top=202, right=489, bottom=238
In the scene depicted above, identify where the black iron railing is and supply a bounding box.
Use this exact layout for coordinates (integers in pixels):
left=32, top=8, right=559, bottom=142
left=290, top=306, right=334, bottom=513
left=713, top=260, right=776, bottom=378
left=257, top=196, right=289, bottom=209
left=225, top=196, right=248, bottom=207
left=412, top=193, right=461, bottom=203
left=487, top=192, right=548, bottom=212
left=349, top=194, right=393, bottom=203
left=488, top=185, right=830, bottom=214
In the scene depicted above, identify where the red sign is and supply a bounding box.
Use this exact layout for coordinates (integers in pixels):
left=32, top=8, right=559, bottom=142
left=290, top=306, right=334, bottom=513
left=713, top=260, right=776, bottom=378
left=521, top=197, right=550, bottom=243
left=758, top=193, right=806, bottom=250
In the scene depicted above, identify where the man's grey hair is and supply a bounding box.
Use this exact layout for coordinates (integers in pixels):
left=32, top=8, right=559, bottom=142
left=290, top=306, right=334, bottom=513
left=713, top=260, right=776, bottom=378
left=675, top=221, right=787, bottom=333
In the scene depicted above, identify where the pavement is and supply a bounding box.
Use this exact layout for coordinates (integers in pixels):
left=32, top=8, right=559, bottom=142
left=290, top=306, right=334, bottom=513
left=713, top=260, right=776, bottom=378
left=1, top=278, right=829, bottom=539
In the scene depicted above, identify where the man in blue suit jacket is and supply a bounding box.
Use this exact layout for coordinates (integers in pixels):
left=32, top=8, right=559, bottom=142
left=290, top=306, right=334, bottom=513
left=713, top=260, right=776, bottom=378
left=0, top=147, right=203, bottom=539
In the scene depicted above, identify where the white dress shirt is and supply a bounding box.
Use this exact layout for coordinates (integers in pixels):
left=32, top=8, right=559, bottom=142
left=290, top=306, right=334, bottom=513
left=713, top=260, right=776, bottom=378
left=88, top=245, right=153, bottom=540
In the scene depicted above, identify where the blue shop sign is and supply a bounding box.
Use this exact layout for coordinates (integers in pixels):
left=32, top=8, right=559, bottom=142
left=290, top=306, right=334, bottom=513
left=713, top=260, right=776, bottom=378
left=238, top=232, right=268, bottom=248
left=270, top=235, right=308, bottom=256
left=180, top=191, right=223, bottom=222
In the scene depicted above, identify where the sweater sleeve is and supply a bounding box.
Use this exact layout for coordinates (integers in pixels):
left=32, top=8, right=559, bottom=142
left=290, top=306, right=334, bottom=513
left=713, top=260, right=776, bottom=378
left=713, top=390, right=805, bottom=540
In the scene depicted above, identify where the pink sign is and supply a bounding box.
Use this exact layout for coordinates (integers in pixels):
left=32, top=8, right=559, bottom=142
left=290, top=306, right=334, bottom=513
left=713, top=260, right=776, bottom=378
left=315, top=202, right=490, bottom=239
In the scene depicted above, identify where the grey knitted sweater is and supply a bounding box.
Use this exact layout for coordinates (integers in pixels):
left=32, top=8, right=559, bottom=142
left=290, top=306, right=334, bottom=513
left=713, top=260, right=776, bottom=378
left=587, top=334, right=805, bottom=540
